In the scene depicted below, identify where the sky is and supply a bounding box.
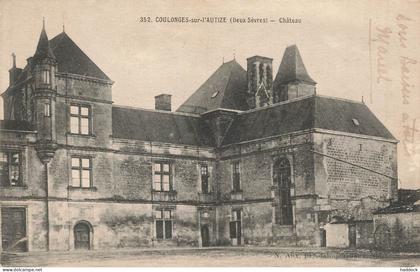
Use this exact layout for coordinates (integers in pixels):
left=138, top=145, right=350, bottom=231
left=0, top=0, right=419, bottom=189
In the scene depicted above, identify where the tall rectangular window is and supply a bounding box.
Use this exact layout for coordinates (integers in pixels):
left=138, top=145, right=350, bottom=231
left=232, top=162, right=241, bottom=192
left=71, top=157, right=92, bottom=188
left=201, top=164, right=209, bottom=193
left=44, top=103, right=51, bottom=117
left=0, top=151, right=21, bottom=187
left=70, top=105, right=90, bottom=135
left=153, top=162, right=172, bottom=191
left=42, top=70, right=50, bottom=84
left=155, top=210, right=173, bottom=239
left=229, top=210, right=241, bottom=241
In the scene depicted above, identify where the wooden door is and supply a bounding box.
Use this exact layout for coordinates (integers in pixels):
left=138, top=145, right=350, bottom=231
left=320, top=228, right=326, bottom=247
left=74, top=222, right=90, bottom=250
left=201, top=225, right=210, bottom=247
left=1, top=207, right=27, bottom=252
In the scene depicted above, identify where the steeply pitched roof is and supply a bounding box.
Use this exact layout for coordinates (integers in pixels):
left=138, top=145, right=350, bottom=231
left=112, top=106, right=214, bottom=146
left=177, top=60, right=248, bottom=114
left=49, top=32, right=111, bottom=81
left=273, top=45, right=316, bottom=85
left=222, top=95, right=395, bottom=145
left=0, top=120, right=35, bottom=131
left=313, top=96, right=395, bottom=139
left=33, top=25, right=56, bottom=62
left=4, top=31, right=112, bottom=92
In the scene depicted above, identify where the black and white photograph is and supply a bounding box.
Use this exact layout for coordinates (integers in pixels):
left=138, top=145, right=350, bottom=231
left=0, top=0, right=419, bottom=270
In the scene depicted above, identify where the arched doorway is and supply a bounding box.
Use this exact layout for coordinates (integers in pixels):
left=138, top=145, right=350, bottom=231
left=201, top=225, right=210, bottom=247
left=273, top=158, right=293, bottom=225
left=74, top=221, right=92, bottom=250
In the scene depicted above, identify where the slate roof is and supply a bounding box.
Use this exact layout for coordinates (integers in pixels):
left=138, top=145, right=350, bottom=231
left=273, top=45, right=316, bottom=85
left=176, top=60, right=248, bottom=114
left=0, top=120, right=35, bottom=131
left=112, top=106, right=215, bottom=146
left=49, top=32, right=111, bottom=81
left=222, top=95, right=396, bottom=145
left=6, top=31, right=111, bottom=90
left=113, top=95, right=395, bottom=147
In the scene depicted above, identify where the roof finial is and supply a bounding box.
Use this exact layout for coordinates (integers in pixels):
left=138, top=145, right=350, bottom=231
left=362, top=95, right=364, bottom=104
left=223, top=56, right=224, bottom=64
left=11, top=53, right=16, bottom=68
left=62, top=12, right=66, bottom=33
left=43, top=17, right=45, bottom=29
left=233, top=49, right=236, bottom=60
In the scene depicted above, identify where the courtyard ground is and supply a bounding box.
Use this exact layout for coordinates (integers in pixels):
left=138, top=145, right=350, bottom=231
left=1, top=247, right=419, bottom=267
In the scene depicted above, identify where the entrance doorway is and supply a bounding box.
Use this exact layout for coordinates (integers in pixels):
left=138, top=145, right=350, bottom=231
left=74, top=221, right=91, bottom=250
left=349, top=224, right=356, bottom=248
left=1, top=207, right=27, bottom=252
left=201, top=225, right=210, bottom=247
left=320, top=228, right=326, bottom=247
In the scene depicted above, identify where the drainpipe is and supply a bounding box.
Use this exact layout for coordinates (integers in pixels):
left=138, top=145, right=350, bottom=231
left=44, top=162, right=50, bottom=251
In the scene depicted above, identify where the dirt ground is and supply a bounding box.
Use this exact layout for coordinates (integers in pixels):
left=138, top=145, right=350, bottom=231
left=1, top=247, right=419, bottom=267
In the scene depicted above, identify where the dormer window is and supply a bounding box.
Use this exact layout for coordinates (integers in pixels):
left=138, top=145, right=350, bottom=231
left=42, top=70, right=50, bottom=84
left=352, top=118, right=360, bottom=126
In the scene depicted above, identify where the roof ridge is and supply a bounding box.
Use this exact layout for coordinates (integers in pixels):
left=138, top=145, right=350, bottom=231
left=113, top=104, right=201, bottom=117
left=315, top=94, right=365, bottom=105
left=240, top=94, right=316, bottom=115
left=219, top=62, right=236, bottom=108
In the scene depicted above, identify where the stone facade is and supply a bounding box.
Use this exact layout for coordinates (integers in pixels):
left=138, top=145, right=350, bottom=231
left=0, top=25, right=399, bottom=252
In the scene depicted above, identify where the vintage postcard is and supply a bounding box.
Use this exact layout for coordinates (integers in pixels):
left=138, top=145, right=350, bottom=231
left=0, top=0, right=419, bottom=269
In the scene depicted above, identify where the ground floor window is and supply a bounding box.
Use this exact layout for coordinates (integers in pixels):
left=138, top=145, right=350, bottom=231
left=155, top=210, right=173, bottom=239
left=229, top=210, right=241, bottom=240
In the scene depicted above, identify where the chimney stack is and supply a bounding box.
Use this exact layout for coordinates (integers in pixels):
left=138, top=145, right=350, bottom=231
left=246, top=56, right=273, bottom=109
left=9, top=53, right=23, bottom=85
left=155, top=94, right=172, bottom=111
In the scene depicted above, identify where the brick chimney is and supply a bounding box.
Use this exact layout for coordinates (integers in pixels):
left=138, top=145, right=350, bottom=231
left=155, top=94, right=172, bottom=111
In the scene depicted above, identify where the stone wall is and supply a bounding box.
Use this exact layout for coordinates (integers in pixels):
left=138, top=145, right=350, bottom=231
left=313, top=132, right=398, bottom=221
left=217, top=132, right=318, bottom=246
left=373, top=212, right=420, bottom=252
left=47, top=201, right=201, bottom=250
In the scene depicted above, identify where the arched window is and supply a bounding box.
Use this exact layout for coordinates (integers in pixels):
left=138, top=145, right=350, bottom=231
left=273, top=158, right=293, bottom=225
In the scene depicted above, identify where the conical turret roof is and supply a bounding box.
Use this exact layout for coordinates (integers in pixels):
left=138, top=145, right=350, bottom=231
left=274, top=45, right=315, bottom=85
left=33, top=22, right=56, bottom=62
